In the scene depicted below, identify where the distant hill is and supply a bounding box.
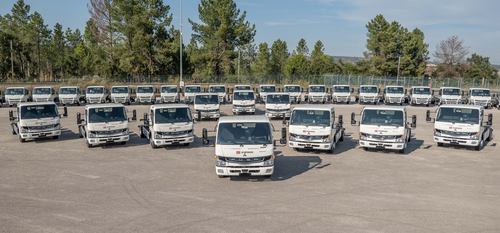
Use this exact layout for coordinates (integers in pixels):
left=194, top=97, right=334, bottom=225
left=326, top=55, right=367, bottom=64
left=491, top=64, right=500, bottom=70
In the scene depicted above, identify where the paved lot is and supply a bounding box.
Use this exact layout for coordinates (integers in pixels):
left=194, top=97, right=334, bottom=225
left=1, top=101, right=500, bottom=232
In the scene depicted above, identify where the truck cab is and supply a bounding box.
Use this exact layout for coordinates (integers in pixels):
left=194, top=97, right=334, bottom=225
left=5, top=87, right=29, bottom=107
left=77, top=103, right=136, bottom=148
left=258, top=85, right=276, bottom=104
left=136, top=85, right=156, bottom=104
left=265, top=93, right=291, bottom=119
left=352, top=106, right=416, bottom=153
left=209, top=85, right=227, bottom=104
left=59, top=86, right=84, bottom=106
left=234, top=85, right=251, bottom=91
left=232, top=90, right=255, bottom=115
left=184, top=85, right=201, bottom=104
left=193, top=93, right=220, bottom=121
left=9, top=102, right=66, bottom=142
left=160, top=85, right=179, bottom=103
left=332, top=85, right=351, bottom=104
left=409, top=86, right=432, bottom=106
left=110, top=86, right=131, bottom=105
left=288, top=105, right=344, bottom=153
left=357, top=85, right=379, bottom=105
left=384, top=86, right=405, bottom=105
left=203, top=116, right=286, bottom=178
left=306, top=85, right=327, bottom=104
left=438, top=87, right=462, bottom=105
left=467, top=88, right=492, bottom=108
left=284, top=85, right=301, bottom=104
left=138, top=104, right=194, bottom=148
left=428, top=105, right=492, bottom=150
left=32, top=86, right=57, bottom=103
left=86, top=86, right=109, bottom=104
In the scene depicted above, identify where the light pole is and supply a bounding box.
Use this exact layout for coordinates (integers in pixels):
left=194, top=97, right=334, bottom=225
left=180, top=0, right=183, bottom=87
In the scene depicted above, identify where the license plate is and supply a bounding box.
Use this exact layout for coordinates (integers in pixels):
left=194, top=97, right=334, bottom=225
left=305, top=144, right=312, bottom=148
left=39, top=133, right=46, bottom=137
left=107, top=138, right=114, bottom=142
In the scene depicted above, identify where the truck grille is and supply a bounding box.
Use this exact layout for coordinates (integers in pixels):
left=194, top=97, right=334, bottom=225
left=389, top=97, right=402, bottom=103
left=335, top=96, right=349, bottom=102
left=8, top=98, right=21, bottom=104
left=267, top=108, right=287, bottom=112
left=311, top=96, right=324, bottom=101
left=93, top=129, right=126, bottom=134
left=61, top=98, right=75, bottom=104
left=26, top=124, right=58, bottom=130
left=197, top=109, right=217, bottom=112
left=235, top=104, right=253, bottom=107
left=220, top=156, right=271, bottom=162
left=361, top=96, right=376, bottom=102
left=442, top=99, right=460, bottom=104
left=35, top=98, right=48, bottom=102
left=114, top=97, right=126, bottom=103
left=139, top=96, right=153, bottom=102
left=89, top=97, right=101, bottom=103
left=162, top=96, right=175, bottom=102
left=415, top=98, right=429, bottom=104
left=473, top=100, right=489, bottom=106
left=158, top=130, right=192, bottom=136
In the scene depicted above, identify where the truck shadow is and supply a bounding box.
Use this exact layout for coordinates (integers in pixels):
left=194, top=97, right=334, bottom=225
left=291, top=132, right=358, bottom=155
left=436, top=140, right=494, bottom=151
left=33, top=129, right=80, bottom=143
left=363, top=138, right=424, bottom=154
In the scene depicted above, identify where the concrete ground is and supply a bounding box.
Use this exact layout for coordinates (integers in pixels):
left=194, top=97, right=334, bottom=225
left=1, top=100, right=499, bottom=232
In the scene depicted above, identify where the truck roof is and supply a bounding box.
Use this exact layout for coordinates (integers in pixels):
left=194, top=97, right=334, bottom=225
left=111, top=85, right=129, bottom=88
left=33, top=86, right=53, bottom=89
left=235, top=84, right=250, bottom=86
left=137, top=85, right=154, bottom=87
left=309, top=84, right=325, bottom=87
left=161, top=85, right=177, bottom=87
left=85, top=103, right=125, bottom=109
left=267, top=92, right=289, bottom=96
left=6, top=87, right=28, bottom=89
left=439, top=87, right=460, bottom=90
left=363, top=106, right=406, bottom=111
left=333, top=85, right=349, bottom=87
left=260, top=84, right=275, bottom=87
left=186, top=85, right=201, bottom=87
left=360, top=85, right=377, bottom=87
left=209, top=84, right=225, bottom=87
left=293, top=105, right=334, bottom=111
left=469, top=88, right=490, bottom=90
left=386, top=85, right=403, bottom=88
left=150, top=104, right=189, bottom=110
left=284, top=84, right=300, bottom=87
left=17, top=102, right=57, bottom=107
left=412, top=86, right=430, bottom=89
left=60, top=86, right=80, bottom=89
left=87, top=86, right=105, bottom=88
left=439, top=104, right=484, bottom=110
left=195, top=93, right=218, bottom=96
left=233, top=90, right=254, bottom=93
left=219, top=116, right=270, bottom=124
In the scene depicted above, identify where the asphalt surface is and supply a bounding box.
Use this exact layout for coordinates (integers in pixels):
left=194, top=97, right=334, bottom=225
left=1, top=100, right=499, bottom=232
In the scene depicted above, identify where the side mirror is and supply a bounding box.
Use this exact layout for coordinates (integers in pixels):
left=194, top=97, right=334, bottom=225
left=197, top=111, right=201, bottom=122
left=132, top=110, right=137, bottom=121
left=280, top=127, right=287, bottom=144
left=488, top=113, right=493, bottom=126
left=9, top=110, right=15, bottom=121
left=426, top=110, right=432, bottom=122
left=77, top=112, right=82, bottom=124
left=351, top=112, right=356, bottom=125
left=63, top=106, right=68, bottom=117
left=338, top=115, right=343, bottom=125
left=461, top=91, right=465, bottom=97
left=143, top=113, right=148, bottom=125
left=282, top=117, right=287, bottom=126
left=432, top=90, right=435, bottom=95
left=411, top=115, right=417, bottom=128
left=228, top=95, right=231, bottom=102
left=351, top=87, right=354, bottom=93
left=405, top=89, right=408, bottom=95
left=202, top=128, right=209, bottom=145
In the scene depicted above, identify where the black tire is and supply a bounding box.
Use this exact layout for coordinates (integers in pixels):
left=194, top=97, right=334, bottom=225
left=53, top=136, right=59, bottom=139
left=400, top=102, right=403, bottom=106
left=184, top=143, right=190, bottom=146
left=327, top=148, right=334, bottom=153
left=475, top=138, right=483, bottom=151
left=426, top=104, right=429, bottom=107
left=399, top=148, right=406, bottom=154
left=62, top=104, right=66, bottom=106
left=121, top=141, right=127, bottom=145
left=437, top=142, right=443, bottom=147
left=19, top=137, right=25, bottom=143
left=11, top=124, right=16, bottom=135
left=487, top=130, right=493, bottom=141
left=373, top=102, right=377, bottom=105
left=79, top=127, right=84, bottom=138
left=322, top=101, right=326, bottom=104
left=77, top=101, right=81, bottom=106
left=127, top=101, right=130, bottom=105
left=86, top=141, right=92, bottom=148
left=218, top=175, right=226, bottom=178
left=140, top=127, right=146, bottom=138
left=339, top=131, right=344, bottom=141
left=298, top=101, right=301, bottom=104
left=251, top=112, right=255, bottom=115
left=407, top=130, right=411, bottom=142
left=363, top=147, right=368, bottom=151
left=150, top=138, right=158, bottom=149
left=293, top=148, right=299, bottom=152
left=346, top=101, right=350, bottom=104
left=264, top=175, right=271, bottom=179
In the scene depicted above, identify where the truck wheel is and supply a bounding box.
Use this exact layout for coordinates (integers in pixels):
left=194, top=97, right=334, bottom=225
left=486, top=130, right=493, bottom=141
left=62, top=104, right=66, bottom=106
left=127, top=101, right=131, bottom=105
left=139, top=128, right=145, bottom=138
left=339, top=131, right=344, bottom=141
left=77, top=101, right=81, bottom=106
left=298, top=100, right=301, bottom=104
left=264, top=175, right=272, bottom=179
left=293, top=148, right=299, bottom=152
left=475, top=138, right=483, bottom=151
left=86, top=142, right=92, bottom=148
left=400, top=102, right=403, bottom=106
left=322, top=100, right=326, bottom=104
left=53, top=136, right=59, bottom=139
left=121, top=141, right=127, bottom=145
left=346, top=101, right=350, bottom=104
left=218, top=175, right=226, bottom=178
left=9, top=105, right=13, bottom=107
left=327, top=148, right=334, bottom=153
left=358, top=101, right=361, bottom=105
left=437, top=142, right=443, bottom=147
left=184, top=143, right=190, bottom=146
left=373, top=101, right=377, bottom=105
left=426, top=104, right=429, bottom=107
left=399, top=148, right=406, bottom=154
left=19, top=136, right=25, bottom=143
left=363, top=147, right=368, bottom=151
left=150, top=138, right=158, bottom=149
left=11, top=124, right=16, bottom=135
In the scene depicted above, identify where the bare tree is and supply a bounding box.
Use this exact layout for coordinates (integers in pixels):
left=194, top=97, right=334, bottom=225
left=87, top=0, right=115, bottom=75
left=433, top=36, right=469, bottom=78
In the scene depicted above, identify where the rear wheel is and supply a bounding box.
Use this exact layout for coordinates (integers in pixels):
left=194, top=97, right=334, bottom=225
left=19, top=137, right=25, bottom=143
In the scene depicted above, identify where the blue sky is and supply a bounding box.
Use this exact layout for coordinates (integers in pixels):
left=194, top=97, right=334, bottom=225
left=2, top=0, right=500, bottom=64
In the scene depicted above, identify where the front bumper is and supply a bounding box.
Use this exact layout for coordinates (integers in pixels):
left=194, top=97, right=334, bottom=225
left=138, top=97, right=155, bottom=103
left=34, top=98, right=52, bottom=102
left=194, top=111, right=220, bottom=119
left=359, top=139, right=405, bottom=150
left=289, top=141, right=332, bottom=150
left=385, top=97, right=404, bottom=103
left=412, top=98, right=430, bottom=105
left=61, top=98, right=79, bottom=104
left=471, top=100, right=491, bottom=107
left=440, top=99, right=461, bottom=105
left=112, top=97, right=129, bottom=104
left=333, top=96, right=350, bottom=103
left=153, top=135, right=194, bottom=145
left=161, top=96, right=178, bottom=103
left=87, top=97, right=105, bottom=104
left=233, top=106, right=255, bottom=113
left=216, top=164, right=274, bottom=177
left=19, top=129, right=61, bottom=139
left=309, top=96, right=325, bottom=102
left=265, top=110, right=290, bottom=118
left=7, top=98, right=24, bottom=105
left=87, top=135, right=129, bottom=145
left=434, top=136, right=479, bottom=146
left=360, top=96, right=377, bottom=103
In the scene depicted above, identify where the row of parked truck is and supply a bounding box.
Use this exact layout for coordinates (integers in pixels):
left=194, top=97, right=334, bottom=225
left=8, top=95, right=493, bottom=178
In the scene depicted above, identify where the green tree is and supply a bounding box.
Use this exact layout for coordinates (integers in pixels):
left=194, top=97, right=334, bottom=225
left=270, top=39, right=288, bottom=77
left=28, top=11, right=51, bottom=79
left=464, top=53, right=498, bottom=79
left=296, top=38, right=308, bottom=56
left=253, top=42, right=272, bottom=75
left=285, top=54, right=308, bottom=75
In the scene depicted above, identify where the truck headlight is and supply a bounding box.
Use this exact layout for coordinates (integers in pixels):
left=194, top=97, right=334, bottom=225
left=54, top=124, right=60, bottom=129
left=395, top=136, right=404, bottom=143
left=360, top=133, right=367, bottom=140
left=323, top=136, right=331, bottom=143
left=216, top=156, right=226, bottom=166
left=21, top=127, right=29, bottom=133
left=154, top=133, right=162, bottom=139
left=264, top=157, right=274, bottom=166
left=470, top=132, right=480, bottom=140
left=88, top=132, right=96, bottom=138
left=434, top=129, right=441, bottom=136
left=123, top=128, right=129, bottom=135
left=188, top=131, right=193, bottom=136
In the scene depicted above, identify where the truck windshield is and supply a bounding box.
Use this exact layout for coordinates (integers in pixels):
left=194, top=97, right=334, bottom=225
left=34, top=88, right=51, bottom=94
left=290, top=110, right=330, bottom=127
left=471, top=89, right=490, bottom=96
left=361, top=110, right=404, bottom=126
left=235, top=86, right=251, bottom=90
left=436, top=107, right=479, bottom=124
left=6, top=88, right=24, bottom=95
left=442, top=88, right=460, bottom=95
left=310, top=86, right=325, bottom=92
left=260, top=86, right=275, bottom=92
left=60, top=88, right=77, bottom=94
left=413, top=88, right=430, bottom=94
left=195, top=95, right=219, bottom=104
left=334, top=86, right=349, bottom=93
left=387, top=87, right=404, bottom=94
left=87, top=87, right=104, bottom=94
left=161, top=86, right=177, bottom=93
left=88, top=107, right=127, bottom=123
left=361, top=86, right=377, bottom=93
left=267, top=94, right=289, bottom=104
left=112, top=87, right=128, bottom=94
left=21, top=105, right=58, bottom=119
left=155, top=108, right=192, bottom=123
left=209, top=86, right=225, bottom=93
left=185, top=86, right=201, bottom=93
left=234, top=92, right=254, bottom=100
left=217, top=122, right=272, bottom=145
left=285, top=86, right=300, bottom=92
left=137, top=87, right=153, bottom=93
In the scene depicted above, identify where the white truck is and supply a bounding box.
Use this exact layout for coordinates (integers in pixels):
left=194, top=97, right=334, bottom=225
left=5, top=87, right=30, bottom=107
left=160, top=85, right=180, bottom=103
left=288, top=105, right=344, bottom=153
left=138, top=104, right=194, bottom=148
left=265, top=93, right=291, bottom=119
left=284, top=85, right=302, bottom=104
left=110, top=86, right=131, bottom=105
left=86, top=86, right=109, bottom=104
left=209, top=85, right=227, bottom=104
left=136, top=85, right=156, bottom=104
left=202, top=115, right=287, bottom=178
left=76, top=103, right=136, bottom=148
left=234, top=85, right=251, bottom=91
left=409, top=86, right=432, bottom=106
left=232, top=90, right=255, bottom=115
left=332, top=85, right=351, bottom=104
left=351, top=106, right=416, bottom=153
left=193, top=93, right=221, bottom=121
left=356, top=85, right=379, bottom=105
left=9, top=102, right=67, bottom=142
left=184, top=85, right=201, bottom=104
left=383, top=86, right=405, bottom=105
left=32, top=86, right=57, bottom=103
left=258, top=85, right=276, bottom=104
left=59, top=86, right=85, bottom=106
left=305, top=85, right=327, bottom=104
left=427, top=105, right=492, bottom=150
left=437, top=87, right=462, bottom=105
left=467, top=88, right=492, bottom=108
